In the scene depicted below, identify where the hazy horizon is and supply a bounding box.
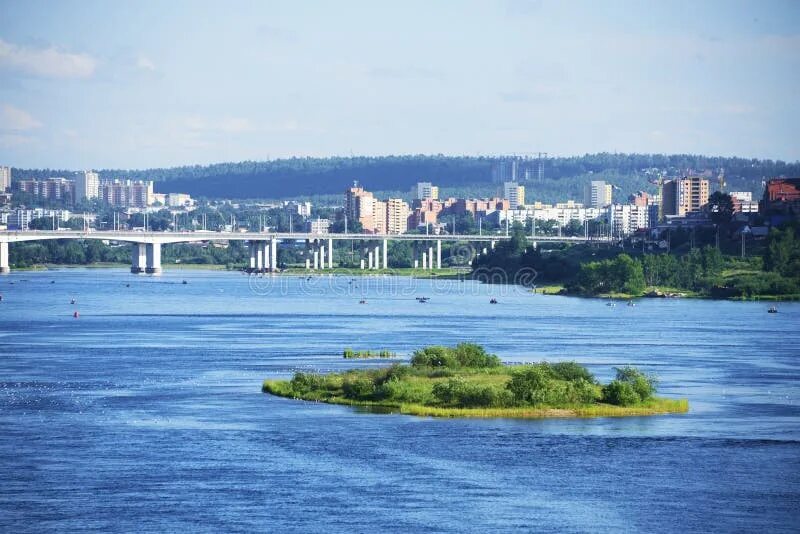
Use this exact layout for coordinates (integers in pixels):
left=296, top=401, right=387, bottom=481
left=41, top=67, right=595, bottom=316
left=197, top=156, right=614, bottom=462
left=1, top=0, right=799, bottom=169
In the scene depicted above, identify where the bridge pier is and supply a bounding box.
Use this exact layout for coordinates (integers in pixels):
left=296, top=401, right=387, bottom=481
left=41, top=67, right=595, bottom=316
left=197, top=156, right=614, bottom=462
left=131, top=243, right=146, bottom=274
left=0, top=241, right=9, bottom=274
left=328, top=238, right=334, bottom=269
left=382, top=239, right=388, bottom=270
left=436, top=240, right=442, bottom=269
left=145, top=243, right=162, bottom=275
left=270, top=238, right=278, bottom=272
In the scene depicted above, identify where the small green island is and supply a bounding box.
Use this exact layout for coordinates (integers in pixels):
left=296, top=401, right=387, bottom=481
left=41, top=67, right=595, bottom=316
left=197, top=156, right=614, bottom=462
left=262, top=343, right=688, bottom=419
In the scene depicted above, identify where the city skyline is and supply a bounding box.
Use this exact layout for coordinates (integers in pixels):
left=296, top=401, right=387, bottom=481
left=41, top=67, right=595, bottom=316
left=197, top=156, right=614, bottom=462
left=0, top=0, right=798, bottom=169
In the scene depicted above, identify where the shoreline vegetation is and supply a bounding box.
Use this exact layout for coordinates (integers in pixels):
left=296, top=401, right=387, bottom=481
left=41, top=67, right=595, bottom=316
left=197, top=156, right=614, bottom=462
left=263, top=343, right=689, bottom=419
left=473, top=222, right=800, bottom=302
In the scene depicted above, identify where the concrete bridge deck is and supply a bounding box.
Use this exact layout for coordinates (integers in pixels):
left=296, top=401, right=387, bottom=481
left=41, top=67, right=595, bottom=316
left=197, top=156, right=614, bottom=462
left=0, top=230, right=611, bottom=274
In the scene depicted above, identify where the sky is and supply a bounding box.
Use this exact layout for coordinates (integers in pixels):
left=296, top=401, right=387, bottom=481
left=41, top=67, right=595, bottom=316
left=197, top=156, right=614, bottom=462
left=0, top=0, right=798, bottom=169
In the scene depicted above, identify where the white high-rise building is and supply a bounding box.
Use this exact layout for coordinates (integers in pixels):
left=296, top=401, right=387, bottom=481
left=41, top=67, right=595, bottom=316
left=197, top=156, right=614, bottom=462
left=0, top=166, right=10, bottom=192
left=415, top=182, right=439, bottom=200
left=607, top=204, right=650, bottom=236
left=585, top=180, right=613, bottom=209
left=76, top=170, right=100, bottom=201
left=503, top=181, right=525, bottom=209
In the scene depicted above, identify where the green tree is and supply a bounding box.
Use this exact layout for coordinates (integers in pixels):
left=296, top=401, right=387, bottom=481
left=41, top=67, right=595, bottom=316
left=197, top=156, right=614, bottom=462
left=706, top=191, right=734, bottom=226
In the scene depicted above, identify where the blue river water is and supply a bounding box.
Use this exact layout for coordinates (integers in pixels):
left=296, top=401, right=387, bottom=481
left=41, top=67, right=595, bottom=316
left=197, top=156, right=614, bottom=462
left=0, top=268, right=798, bottom=533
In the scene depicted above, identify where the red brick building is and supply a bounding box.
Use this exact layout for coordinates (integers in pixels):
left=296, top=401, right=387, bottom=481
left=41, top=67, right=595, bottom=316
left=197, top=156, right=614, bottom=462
left=761, top=178, right=800, bottom=216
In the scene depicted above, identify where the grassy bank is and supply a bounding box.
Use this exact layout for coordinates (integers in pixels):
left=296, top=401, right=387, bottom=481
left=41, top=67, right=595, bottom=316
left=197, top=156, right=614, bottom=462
left=263, top=343, right=688, bottom=419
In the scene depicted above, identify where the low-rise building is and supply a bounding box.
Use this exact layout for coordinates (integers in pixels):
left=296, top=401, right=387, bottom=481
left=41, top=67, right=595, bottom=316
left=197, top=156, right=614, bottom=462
left=306, top=218, right=330, bottom=234
left=8, top=209, right=36, bottom=230
left=166, top=193, right=194, bottom=208
left=760, top=179, right=800, bottom=216
left=285, top=201, right=312, bottom=217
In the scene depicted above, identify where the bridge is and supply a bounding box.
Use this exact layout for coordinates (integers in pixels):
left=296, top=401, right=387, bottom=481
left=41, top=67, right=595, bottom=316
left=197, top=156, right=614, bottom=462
left=0, top=230, right=611, bottom=274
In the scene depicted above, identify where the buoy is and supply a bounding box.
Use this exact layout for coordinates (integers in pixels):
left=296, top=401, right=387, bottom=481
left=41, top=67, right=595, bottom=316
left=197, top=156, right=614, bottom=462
left=73, top=311, right=79, bottom=318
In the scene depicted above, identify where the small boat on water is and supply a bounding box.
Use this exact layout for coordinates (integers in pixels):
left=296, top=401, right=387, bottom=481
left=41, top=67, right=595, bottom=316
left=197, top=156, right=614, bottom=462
left=73, top=311, right=79, bottom=318
left=768, top=306, right=778, bottom=313
left=606, top=299, right=616, bottom=307
left=627, top=300, right=635, bottom=307
left=70, top=298, right=76, bottom=304
left=182, top=280, right=188, bottom=285
left=359, top=299, right=367, bottom=304
left=489, top=298, right=498, bottom=304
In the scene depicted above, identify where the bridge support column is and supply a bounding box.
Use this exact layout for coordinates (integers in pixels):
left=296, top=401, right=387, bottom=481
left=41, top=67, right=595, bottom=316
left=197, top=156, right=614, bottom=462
left=328, top=238, right=334, bottom=269
left=145, top=243, right=162, bottom=275
left=313, top=250, right=319, bottom=270
left=491, top=240, right=496, bottom=250
left=368, top=250, right=374, bottom=270
left=262, top=242, right=270, bottom=272
left=374, top=245, right=380, bottom=269
left=382, top=239, right=388, bottom=270
left=256, top=242, right=264, bottom=272
left=320, top=245, right=326, bottom=270
left=422, top=252, right=427, bottom=270
left=0, top=241, right=9, bottom=274
left=436, top=240, right=442, bottom=269
left=249, top=242, right=257, bottom=272
left=131, top=243, right=146, bottom=274
left=428, top=246, right=434, bottom=270
left=360, top=259, right=365, bottom=270
left=270, top=238, right=278, bottom=272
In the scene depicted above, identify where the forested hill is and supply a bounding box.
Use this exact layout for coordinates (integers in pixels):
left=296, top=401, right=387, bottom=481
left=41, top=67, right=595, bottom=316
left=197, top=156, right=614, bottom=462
left=13, top=153, right=800, bottom=202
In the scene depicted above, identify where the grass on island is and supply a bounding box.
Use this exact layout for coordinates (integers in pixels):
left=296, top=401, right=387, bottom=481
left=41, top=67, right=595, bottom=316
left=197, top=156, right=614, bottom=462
left=263, top=343, right=688, bottom=419
left=343, top=348, right=398, bottom=359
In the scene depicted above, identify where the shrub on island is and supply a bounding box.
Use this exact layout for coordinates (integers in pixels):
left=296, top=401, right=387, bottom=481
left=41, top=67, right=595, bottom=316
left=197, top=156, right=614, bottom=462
left=410, top=343, right=501, bottom=369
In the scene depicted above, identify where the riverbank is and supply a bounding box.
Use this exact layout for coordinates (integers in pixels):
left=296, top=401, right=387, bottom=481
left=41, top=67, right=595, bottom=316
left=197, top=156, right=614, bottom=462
left=263, top=344, right=689, bottom=420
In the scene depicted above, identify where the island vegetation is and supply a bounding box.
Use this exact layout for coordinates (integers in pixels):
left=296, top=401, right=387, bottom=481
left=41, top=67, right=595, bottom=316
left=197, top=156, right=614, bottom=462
left=343, top=348, right=398, bottom=359
left=263, top=343, right=688, bottom=418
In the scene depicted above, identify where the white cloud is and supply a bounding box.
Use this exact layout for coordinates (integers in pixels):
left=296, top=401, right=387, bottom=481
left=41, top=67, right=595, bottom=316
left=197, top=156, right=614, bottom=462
left=1, top=104, right=42, bottom=131
left=0, top=38, right=96, bottom=79
left=136, top=56, right=156, bottom=71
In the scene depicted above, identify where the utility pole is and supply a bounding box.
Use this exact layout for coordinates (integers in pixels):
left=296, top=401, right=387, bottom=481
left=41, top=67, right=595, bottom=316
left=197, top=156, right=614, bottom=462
left=741, top=232, right=746, bottom=258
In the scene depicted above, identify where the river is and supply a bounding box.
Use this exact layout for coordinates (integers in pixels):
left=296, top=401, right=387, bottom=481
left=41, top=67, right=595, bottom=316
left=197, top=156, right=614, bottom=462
left=1, top=268, right=798, bottom=532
